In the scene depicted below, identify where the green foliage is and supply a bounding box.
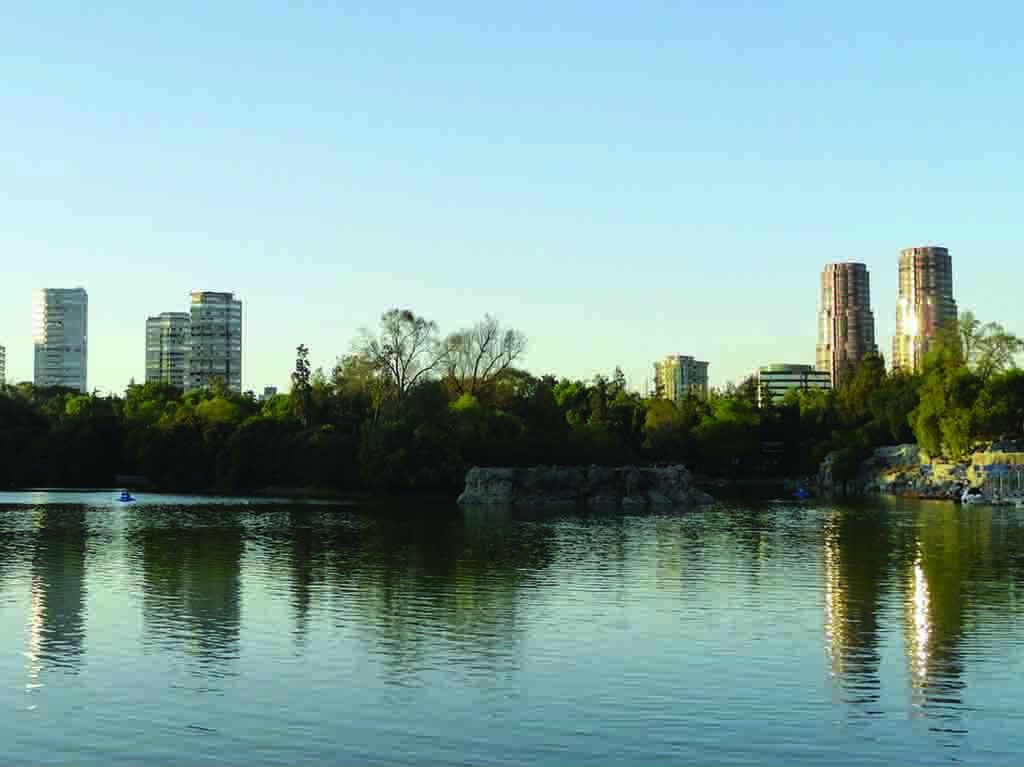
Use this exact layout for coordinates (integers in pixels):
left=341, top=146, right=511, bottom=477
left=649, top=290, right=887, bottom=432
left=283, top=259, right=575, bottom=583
left=838, top=353, right=885, bottom=424
left=1, top=308, right=1021, bottom=494
left=291, top=344, right=312, bottom=426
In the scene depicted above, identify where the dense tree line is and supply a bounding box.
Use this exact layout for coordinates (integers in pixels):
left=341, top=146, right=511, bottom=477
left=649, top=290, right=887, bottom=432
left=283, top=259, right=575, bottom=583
left=0, top=309, right=1021, bottom=494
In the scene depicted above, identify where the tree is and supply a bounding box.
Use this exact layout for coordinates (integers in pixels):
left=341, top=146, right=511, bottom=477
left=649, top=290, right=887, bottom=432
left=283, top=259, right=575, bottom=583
left=959, top=311, right=982, bottom=364
left=948, top=311, right=1021, bottom=380
left=838, top=353, right=886, bottom=425
left=442, top=314, right=526, bottom=397
left=358, top=309, right=445, bottom=400
left=291, top=344, right=312, bottom=426
left=975, top=322, right=1023, bottom=380
left=333, top=353, right=388, bottom=424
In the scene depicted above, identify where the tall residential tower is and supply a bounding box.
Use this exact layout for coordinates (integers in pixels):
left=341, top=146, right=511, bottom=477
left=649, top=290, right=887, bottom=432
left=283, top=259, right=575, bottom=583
left=33, top=288, right=88, bottom=392
left=146, top=312, right=192, bottom=388
left=189, top=291, right=242, bottom=392
left=892, top=246, right=957, bottom=372
left=816, top=262, right=877, bottom=387
left=0, top=343, right=6, bottom=385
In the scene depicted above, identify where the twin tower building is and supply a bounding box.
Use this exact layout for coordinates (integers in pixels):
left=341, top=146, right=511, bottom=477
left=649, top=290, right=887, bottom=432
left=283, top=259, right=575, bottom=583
left=817, top=246, right=957, bottom=387
left=30, top=289, right=242, bottom=394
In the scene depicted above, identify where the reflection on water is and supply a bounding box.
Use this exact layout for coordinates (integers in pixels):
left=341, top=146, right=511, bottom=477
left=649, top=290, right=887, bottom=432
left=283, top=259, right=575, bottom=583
left=126, top=509, right=244, bottom=672
left=902, top=506, right=996, bottom=733
left=822, top=508, right=891, bottom=708
left=2, top=494, right=1024, bottom=765
left=26, top=508, right=88, bottom=677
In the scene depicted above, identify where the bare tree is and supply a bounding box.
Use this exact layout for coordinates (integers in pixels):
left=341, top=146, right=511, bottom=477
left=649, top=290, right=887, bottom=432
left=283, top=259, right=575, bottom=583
left=357, top=309, right=446, bottom=400
left=442, top=314, right=527, bottom=396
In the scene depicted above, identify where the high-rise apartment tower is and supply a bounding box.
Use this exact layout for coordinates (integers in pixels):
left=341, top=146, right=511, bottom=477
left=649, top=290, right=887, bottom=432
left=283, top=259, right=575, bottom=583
left=654, top=354, right=709, bottom=402
left=33, top=288, right=88, bottom=392
left=816, top=262, right=877, bottom=387
left=146, top=312, right=192, bottom=388
left=189, top=291, right=242, bottom=392
left=0, top=343, right=6, bottom=385
left=892, top=246, right=957, bottom=372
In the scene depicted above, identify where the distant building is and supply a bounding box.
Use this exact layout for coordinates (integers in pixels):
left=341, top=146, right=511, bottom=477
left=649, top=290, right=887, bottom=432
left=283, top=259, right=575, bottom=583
left=33, top=288, right=88, bottom=392
left=755, top=363, right=831, bottom=407
left=189, top=291, right=243, bottom=393
left=892, top=246, right=958, bottom=372
left=259, top=386, right=278, bottom=402
left=145, top=312, right=192, bottom=388
left=816, top=262, right=877, bottom=388
left=0, top=343, right=5, bottom=385
left=654, top=354, right=709, bottom=402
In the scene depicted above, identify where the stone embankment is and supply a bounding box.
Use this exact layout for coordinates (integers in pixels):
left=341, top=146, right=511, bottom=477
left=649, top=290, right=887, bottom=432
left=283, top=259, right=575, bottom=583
left=458, top=465, right=715, bottom=508
left=819, top=445, right=961, bottom=498
left=818, top=443, right=1024, bottom=499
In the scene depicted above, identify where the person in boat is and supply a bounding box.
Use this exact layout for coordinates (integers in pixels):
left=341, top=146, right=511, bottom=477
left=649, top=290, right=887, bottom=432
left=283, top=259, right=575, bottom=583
left=960, top=486, right=984, bottom=504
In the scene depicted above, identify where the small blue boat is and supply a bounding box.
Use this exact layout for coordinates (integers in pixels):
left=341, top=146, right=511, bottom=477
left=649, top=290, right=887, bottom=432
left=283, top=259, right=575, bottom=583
left=118, top=490, right=136, bottom=503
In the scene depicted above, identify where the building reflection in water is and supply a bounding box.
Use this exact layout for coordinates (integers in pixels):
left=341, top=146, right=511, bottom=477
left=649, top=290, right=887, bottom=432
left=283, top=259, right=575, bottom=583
left=340, top=502, right=555, bottom=679
left=127, top=509, right=244, bottom=674
left=25, top=507, right=89, bottom=680
left=822, top=508, right=890, bottom=708
left=904, top=506, right=972, bottom=731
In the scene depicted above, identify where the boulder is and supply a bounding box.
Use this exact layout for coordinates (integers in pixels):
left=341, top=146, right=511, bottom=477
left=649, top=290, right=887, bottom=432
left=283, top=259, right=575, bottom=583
left=458, top=465, right=714, bottom=508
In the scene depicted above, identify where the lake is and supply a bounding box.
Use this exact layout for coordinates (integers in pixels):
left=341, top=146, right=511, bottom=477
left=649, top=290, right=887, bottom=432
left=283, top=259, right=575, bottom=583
left=2, top=491, right=1023, bottom=765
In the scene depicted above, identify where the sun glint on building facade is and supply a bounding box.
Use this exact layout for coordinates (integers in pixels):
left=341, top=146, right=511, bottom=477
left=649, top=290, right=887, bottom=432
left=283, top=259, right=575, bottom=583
left=654, top=354, right=709, bottom=402
left=755, top=363, right=831, bottom=407
left=816, top=262, right=877, bottom=388
left=33, top=288, right=89, bottom=392
left=892, top=246, right=958, bottom=372
left=189, top=291, right=243, bottom=393
left=146, top=312, right=192, bottom=388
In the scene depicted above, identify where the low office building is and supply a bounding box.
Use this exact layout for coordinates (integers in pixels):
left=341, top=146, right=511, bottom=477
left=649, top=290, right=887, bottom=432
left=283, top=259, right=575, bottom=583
left=654, top=354, right=709, bottom=402
left=755, top=363, right=831, bottom=407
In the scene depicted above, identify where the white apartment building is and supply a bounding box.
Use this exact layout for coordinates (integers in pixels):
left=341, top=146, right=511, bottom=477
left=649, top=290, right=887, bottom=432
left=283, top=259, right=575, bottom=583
left=0, top=343, right=6, bottom=386
left=654, top=354, right=709, bottom=403
left=33, top=288, right=88, bottom=392
left=189, top=291, right=243, bottom=393
left=146, top=312, right=192, bottom=388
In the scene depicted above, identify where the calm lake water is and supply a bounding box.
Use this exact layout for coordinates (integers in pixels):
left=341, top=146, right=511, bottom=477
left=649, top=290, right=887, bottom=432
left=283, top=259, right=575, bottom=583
left=2, top=491, right=1023, bottom=765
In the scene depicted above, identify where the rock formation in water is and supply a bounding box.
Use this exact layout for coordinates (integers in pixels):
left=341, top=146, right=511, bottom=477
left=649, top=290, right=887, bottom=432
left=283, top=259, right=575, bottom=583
left=817, top=444, right=1015, bottom=499
left=457, top=465, right=715, bottom=508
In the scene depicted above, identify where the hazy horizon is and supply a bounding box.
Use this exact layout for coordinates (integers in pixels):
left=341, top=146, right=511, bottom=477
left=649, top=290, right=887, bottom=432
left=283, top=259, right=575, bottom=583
left=3, top=2, right=1021, bottom=393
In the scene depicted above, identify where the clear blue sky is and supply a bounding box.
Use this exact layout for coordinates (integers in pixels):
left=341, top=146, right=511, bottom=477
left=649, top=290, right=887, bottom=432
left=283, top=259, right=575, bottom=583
left=2, top=2, right=1020, bottom=393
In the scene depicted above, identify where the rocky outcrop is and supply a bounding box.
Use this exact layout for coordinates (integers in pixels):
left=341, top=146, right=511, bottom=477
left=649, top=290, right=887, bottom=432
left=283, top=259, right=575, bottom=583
left=818, top=444, right=969, bottom=499
left=458, top=465, right=714, bottom=508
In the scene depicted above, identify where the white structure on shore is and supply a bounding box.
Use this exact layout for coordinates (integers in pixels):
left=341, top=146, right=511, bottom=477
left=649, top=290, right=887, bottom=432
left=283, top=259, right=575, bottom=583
left=33, top=288, right=89, bottom=392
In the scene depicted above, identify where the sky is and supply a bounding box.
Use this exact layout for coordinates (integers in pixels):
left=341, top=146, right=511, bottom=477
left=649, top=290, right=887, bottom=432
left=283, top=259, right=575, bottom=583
left=1, top=1, right=1021, bottom=394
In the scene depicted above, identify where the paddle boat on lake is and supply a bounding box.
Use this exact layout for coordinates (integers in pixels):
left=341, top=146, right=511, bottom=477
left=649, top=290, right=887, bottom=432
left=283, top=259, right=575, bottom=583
left=960, top=487, right=985, bottom=506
